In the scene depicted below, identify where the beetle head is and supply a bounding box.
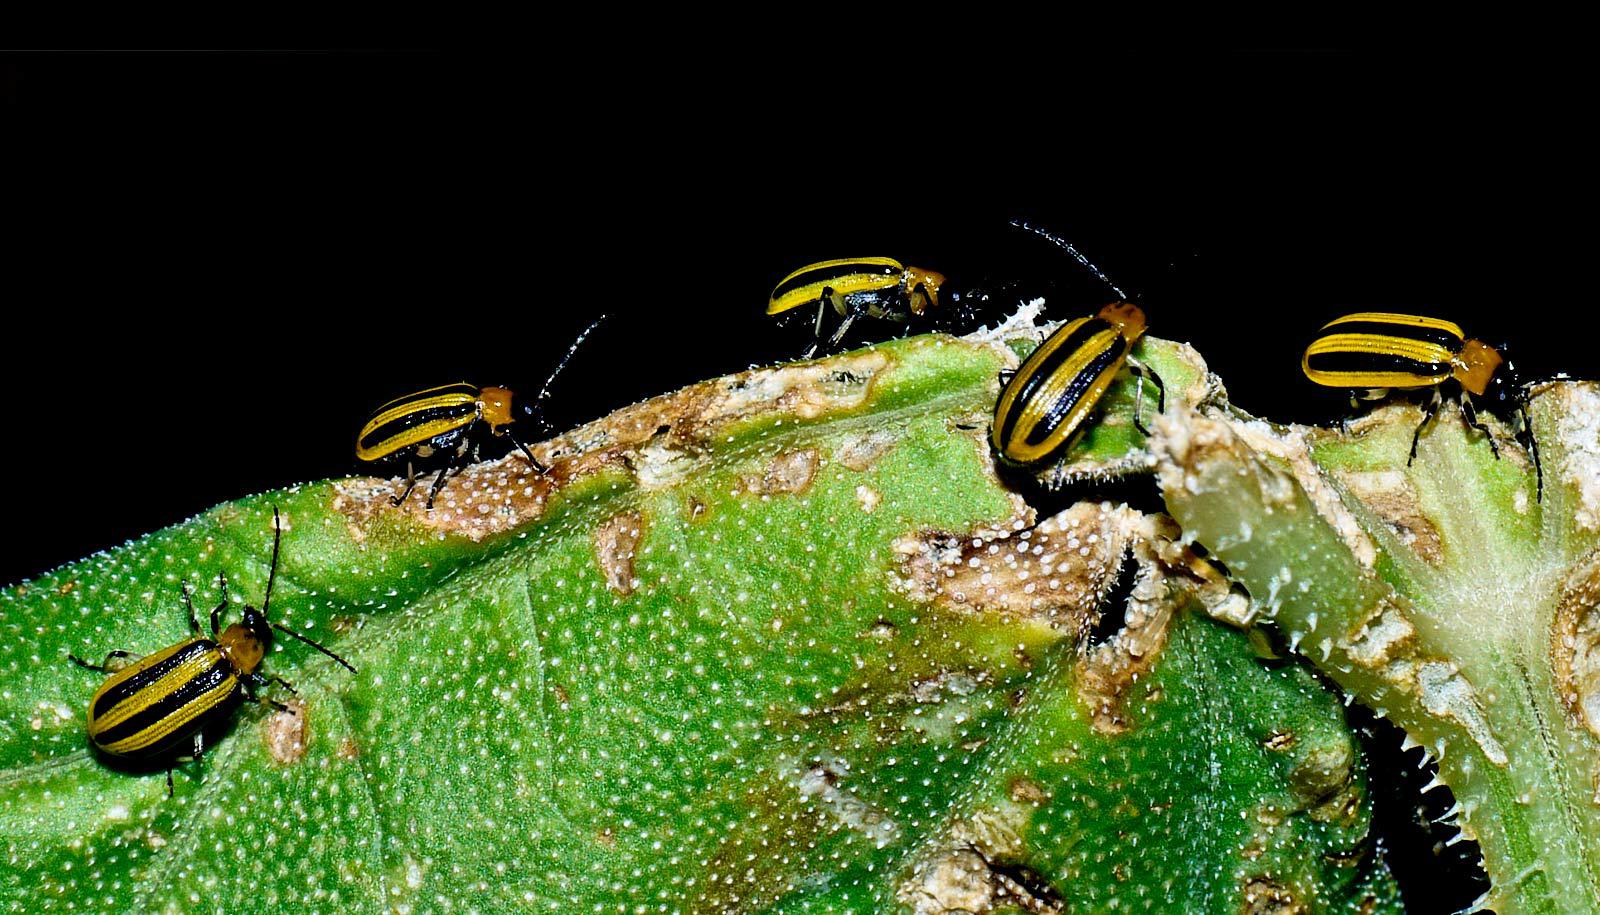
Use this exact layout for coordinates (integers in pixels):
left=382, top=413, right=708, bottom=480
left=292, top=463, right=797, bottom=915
left=478, top=386, right=517, bottom=431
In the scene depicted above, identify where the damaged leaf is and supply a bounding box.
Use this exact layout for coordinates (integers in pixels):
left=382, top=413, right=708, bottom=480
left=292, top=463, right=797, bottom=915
left=1156, top=366, right=1600, bottom=913
left=1, top=330, right=1396, bottom=913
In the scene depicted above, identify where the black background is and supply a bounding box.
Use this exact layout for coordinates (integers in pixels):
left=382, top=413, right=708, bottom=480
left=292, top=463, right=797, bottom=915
left=3, top=49, right=1586, bottom=585
left=2, top=50, right=1582, bottom=909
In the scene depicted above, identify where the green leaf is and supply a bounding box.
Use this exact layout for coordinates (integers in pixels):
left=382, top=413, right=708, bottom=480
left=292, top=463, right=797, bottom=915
left=1, top=332, right=1397, bottom=912
left=1155, top=374, right=1600, bottom=913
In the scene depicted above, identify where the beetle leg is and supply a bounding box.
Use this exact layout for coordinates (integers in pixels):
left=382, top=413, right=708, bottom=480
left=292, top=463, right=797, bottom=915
left=210, top=573, right=229, bottom=636
left=505, top=429, right=548, bottom=474
left=252, top=671, right=299, bottom=697
left=180, top=580, right=201, bottom=634
left=68, top=649, right=140, bottom=673
left=819, top=299, right=869, bottom=356
left=1408, top=390, right=1443, bottom=466
left=1126, top=359, right=1166, bottom=437
left=1129, top=359, right=1165, bottom=413
left=801, top=297, right=830, bottom=359
left=1131, top=374, right=1152, bottom=436
left=390, top=460, right=419, bottom=506
left=1459, top=395, right=1500, bottom=459
left=423, top=465, right=454, bottom=510
left=1518, top=399, right=1543, bottom=503
left=249, top=691, right=293, bottom=714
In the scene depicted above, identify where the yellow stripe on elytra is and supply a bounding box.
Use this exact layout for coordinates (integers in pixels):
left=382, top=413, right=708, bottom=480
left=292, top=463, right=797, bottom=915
left=1303, top=333, right=1457, bottom=389
left=768, top=258, right=903, bottom=315
left=358, top=390, right=479, bottom=441
left=1305, top=332, right=1457, bottom=366
left=772, top=256, right=900, bottom=287
left=1321, top=312, right=1464, bottom=340
left=1006, top=325, right=1124, bottom=463
left=88, top=642, right=217, bottom=734
left=993, top=317, right=1089, bottom=428
left=85, top=641, right=187, bottom=731
left=99, top=674, right=238, bottom=755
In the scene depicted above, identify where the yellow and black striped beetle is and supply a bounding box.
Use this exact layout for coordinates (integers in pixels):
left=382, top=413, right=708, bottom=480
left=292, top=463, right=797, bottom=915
left=1302, top=311, right=1542, bottom=499
left=991, top=300, right=1164, bottom=468
left=356, top=315, right=607, bottom=508
left=990, top=224, right=1165, bottom=469
left=68, top=508, right=354, bottom=795
left=767, top=257, right=948, bottom=357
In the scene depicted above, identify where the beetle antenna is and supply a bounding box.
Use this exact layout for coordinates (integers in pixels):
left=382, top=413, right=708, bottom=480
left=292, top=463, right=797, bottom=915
left=263, top=506, right=283, bottom=618
left=1009, top=220, right=1129, bottom=302
left=534, top=314, right=609, bottom=405
left=270, top=622, right=357, bottom=673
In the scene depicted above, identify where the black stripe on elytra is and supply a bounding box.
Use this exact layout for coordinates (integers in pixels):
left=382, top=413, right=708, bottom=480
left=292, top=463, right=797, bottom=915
left=1026, top=335, right=1127, bottom=448
left=1305, top=350, right=1450, bottom=379
left=1321, top=320, right=1462, bottom=351
left=359, top=401, right=478, bottom=452
left=771, top=262, right=900, bottom=301
left=90, top=640, right=216, bottom=720
left=998, top=318, right=1113, bottom=447
left=93, top=658, right=239, bottom=752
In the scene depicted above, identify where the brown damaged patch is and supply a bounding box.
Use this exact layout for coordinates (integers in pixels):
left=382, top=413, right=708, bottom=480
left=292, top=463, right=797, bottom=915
left=1075, top=518, right=1184, bottom=735
left=835, top=428, right=900, bottom=471
left=1079, top=513, right=1258, bottom=734
left=892, top=502, right=1213, bottom=735
left=891, top=502, right=1137, bottom=631
left=1552, top=547, right=1600, bottom=738
left=1334, top=468, right=1444, bottom=564
left=741, top=448, right=819, bottom=496
left=1242, top=877, right=1307, bottom=914
left=332, top=349, right=893, bottom=541
left=1547, top=382, right=1600, bottom=530
left=684, top=494, right=709, bottom=522
left=262, top=700, right=308, bottom=765
left=1344, top=597, right=1417, bottom=670
left=1262, top=729, right=1297, bottom=752
left=897, top=802, right=1063, bottom=915
left=1007, top=777, right=1049, bottom=806
left=593, top=510, right=646, bottom=596
left=1288, top=740, right=1360, bottom=825
left=855, top=484, right=882, bottom=513
left=791, top=758, right=898, bottom=848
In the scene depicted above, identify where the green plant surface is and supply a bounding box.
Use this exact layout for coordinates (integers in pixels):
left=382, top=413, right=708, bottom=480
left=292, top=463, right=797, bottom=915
left=0, top=330, right=1398, bottom=913
left=1154, top=378, right=1600, bottom=913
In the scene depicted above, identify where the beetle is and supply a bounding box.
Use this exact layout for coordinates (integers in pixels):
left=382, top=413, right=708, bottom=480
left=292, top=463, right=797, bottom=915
left=68, top=507, right=355, bottom=795
left=766, top=257, right=949, bottom=357
left=1301, top=310, right=1542, bottom=500
left=990, top=224, right=1165, bottom=469
left=356, top=315, right=607, bottom=508
left=991, top=300, right=1164, bottom=468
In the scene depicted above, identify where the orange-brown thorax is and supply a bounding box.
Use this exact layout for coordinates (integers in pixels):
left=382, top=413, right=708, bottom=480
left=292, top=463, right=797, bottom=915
left=217, top=623, right=266, bottom=674
left=478, top=386, right=516, bottom=432
left=1453, top=338, right=1503, bottom=396
left=1097, top=301, right=1149, bottom=341
left=904, top=266, right=947, bottom=315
